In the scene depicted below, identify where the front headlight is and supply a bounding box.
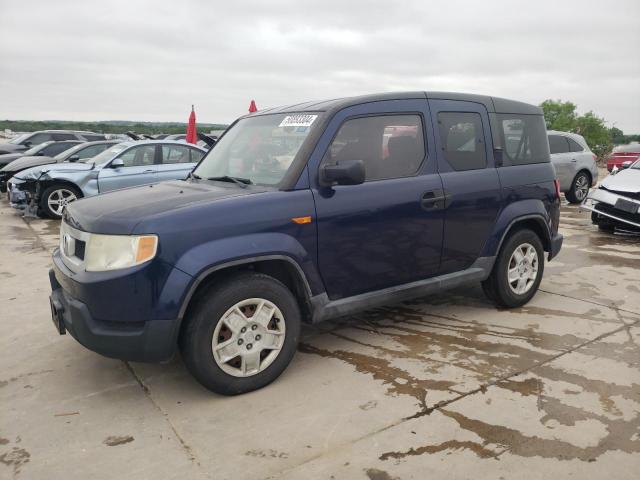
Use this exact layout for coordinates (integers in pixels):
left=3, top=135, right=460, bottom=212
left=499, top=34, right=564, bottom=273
left=85, top=233, right=158, bottom=272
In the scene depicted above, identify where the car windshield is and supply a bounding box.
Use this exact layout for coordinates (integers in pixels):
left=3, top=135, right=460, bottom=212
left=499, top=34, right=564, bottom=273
left=193, top=113, right=320, bottom=186
left=89, top=144, right=129, bottom=165
left=8, top=133, right=31, bottom=145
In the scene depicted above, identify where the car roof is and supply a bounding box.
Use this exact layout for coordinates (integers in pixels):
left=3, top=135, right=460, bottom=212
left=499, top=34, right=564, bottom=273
left=547, top=130, right=587, bottom=141
left=116, top=139, right=207, bottom=150
left=248, top=91, right=542, bottom=119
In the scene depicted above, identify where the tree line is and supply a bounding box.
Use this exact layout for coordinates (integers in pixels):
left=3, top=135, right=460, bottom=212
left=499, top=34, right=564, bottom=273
left=540, top=100, right=639, bottom=160
left=0, top=120, right=228, bottom=136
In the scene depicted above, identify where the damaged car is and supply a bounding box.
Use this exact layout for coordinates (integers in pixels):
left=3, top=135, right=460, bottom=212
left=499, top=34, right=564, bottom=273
left=8, top=140, right=206, bottom=218
left=582, top=158, right=640, bottom=232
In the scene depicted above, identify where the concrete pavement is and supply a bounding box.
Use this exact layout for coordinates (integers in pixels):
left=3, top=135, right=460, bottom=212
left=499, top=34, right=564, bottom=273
left=1, top=200, right=639, bottom=479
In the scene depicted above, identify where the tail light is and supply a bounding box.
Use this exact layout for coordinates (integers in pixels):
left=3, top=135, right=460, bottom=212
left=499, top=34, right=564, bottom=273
left=554, top=179, right=561, bottom=200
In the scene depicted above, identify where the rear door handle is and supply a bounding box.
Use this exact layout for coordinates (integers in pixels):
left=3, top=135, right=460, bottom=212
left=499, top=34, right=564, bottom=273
left=421, top=189, right=448, bottom=210
left=143, top=169, right=155, bottom=173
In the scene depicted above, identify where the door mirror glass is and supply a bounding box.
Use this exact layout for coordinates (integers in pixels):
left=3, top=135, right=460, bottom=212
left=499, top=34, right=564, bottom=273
left=320, top=160, right=365, bottom=186
left=110, top=158, right=125, bottom=168
left=621, top=161, right=632, bottom=170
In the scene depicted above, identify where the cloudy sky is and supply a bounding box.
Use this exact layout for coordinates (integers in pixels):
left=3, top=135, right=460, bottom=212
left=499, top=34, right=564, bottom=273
left=1, top=0, right=639, bottom=131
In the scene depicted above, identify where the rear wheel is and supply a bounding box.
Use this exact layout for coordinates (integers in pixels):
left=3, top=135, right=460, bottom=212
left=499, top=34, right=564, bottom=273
left=180, top=273, right=301, bottom=395
left=482, top=229, right=544, bottom=308
left=565, top=171, right=590, bottom=204
left=39, top=184, right=82, bottom=219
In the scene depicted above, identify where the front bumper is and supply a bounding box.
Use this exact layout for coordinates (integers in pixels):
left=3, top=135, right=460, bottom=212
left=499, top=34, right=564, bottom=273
left=582, top=188, right=640, bottom=229
left=50, top=250, right=183, bottom=362
left=7, top=178, right=34, bottom=209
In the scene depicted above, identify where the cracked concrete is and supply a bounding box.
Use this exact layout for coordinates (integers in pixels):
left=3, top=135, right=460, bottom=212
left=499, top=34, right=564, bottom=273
left=1, top=199, right=639, bottom=479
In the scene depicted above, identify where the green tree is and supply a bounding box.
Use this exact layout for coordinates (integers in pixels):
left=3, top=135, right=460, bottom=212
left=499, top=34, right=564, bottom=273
left=574, top=112, right=612, bottom=159
left=609, top=126, right=625, bottom=145
left=540, top=99, right=613, bottom=160
left=540, top=99, right=577, bottom=132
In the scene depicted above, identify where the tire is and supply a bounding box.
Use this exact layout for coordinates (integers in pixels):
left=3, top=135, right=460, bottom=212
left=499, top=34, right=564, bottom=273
left=482, top=229, right=545, bottom=308
left=565, top=171, right=590, bottom=204
left=179, top=272, right=301, bottom=395
left=39, top=184, right=82, bottom=219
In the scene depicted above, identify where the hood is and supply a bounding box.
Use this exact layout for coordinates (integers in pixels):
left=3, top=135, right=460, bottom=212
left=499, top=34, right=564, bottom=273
left=2, top=155, right=55, bottom=173
left=65, top=179, right=267, bottom=234
left=601, top=168, right=640, bottom=193
left=0, top=143, right=26, bottom=155
left=0, top=153, right=23, bottom=166
left=14, top=160, right=92, bottom=180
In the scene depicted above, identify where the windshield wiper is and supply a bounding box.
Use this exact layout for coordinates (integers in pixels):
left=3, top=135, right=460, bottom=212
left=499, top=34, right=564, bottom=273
left=207, top=175, right=252, bottom=188
left=189, top=172, right=202, bottom=180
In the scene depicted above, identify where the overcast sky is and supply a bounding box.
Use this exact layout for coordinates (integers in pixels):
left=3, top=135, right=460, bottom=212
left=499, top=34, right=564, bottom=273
left=1, top=0, right=639, bottom=132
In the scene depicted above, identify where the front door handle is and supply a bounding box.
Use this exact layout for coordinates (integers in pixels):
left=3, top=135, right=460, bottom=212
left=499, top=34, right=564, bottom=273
left=143, top=169, right=155, bottom=173
left=421, top=189, right=448, bottom=210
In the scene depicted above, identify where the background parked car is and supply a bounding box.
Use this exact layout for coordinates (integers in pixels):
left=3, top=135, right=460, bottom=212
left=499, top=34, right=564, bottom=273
left=8, top=140, right=207, bottom=218
left=0, top=141, right=82, bottom=192
left=0, top=140, right=82, bottom=169
left=0, top=140, right=122, bottom=193
left=547, top=130, right=598, bottom=203
left=607, top=143, right=640, bottom=172
left=0, top=130, right=106, bottom=155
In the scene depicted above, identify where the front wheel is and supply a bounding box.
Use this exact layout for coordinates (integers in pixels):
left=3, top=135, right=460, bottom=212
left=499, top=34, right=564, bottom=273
left=39, top=184, right=82, bottom=219
left=180, top=273, right=301, bottom=395
left=565, top=171, right=590, bottom=204
left=482, top=229, right=545, bottom=308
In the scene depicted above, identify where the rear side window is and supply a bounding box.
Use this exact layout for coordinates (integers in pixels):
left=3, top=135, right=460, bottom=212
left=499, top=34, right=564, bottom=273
left=324, top=114, right=425, bottom=181
left=437, top=112, right=486, bottom=171
left=161, top=145, right=191, bottom=164
left=497, top=115, right=549, bottom=165
left=118, top=145, right=156, bottom=167
left=567, top=137, right=584, bottom=152
left=190, top=148, right=205, bottom=163
left=548, top=135, right=570, bottom=154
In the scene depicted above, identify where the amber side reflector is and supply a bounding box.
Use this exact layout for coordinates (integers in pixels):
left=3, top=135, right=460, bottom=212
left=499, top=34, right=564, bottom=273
left=291, top=216, right=312, bottom=225
left=136, top=236, right=158, bottom=263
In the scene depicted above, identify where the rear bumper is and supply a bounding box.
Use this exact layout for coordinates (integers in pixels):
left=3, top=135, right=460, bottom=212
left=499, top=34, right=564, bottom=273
left=49, top=252, right=181, bottom=362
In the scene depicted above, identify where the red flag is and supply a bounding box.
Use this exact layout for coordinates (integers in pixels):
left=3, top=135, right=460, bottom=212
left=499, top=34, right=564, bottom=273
left=186, top=105, right=197, bottom=144
left=249, top=100, right=258, bottom=113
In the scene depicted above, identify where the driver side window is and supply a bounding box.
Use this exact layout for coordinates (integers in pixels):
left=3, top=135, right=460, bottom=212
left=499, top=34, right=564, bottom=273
left=117, top=146, right=156, bottom=167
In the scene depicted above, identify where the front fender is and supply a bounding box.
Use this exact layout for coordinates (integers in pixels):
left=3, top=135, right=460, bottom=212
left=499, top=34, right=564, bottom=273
left=172, top=232, right=324, bottom=297
left=481, top=199, right=552, bottom=258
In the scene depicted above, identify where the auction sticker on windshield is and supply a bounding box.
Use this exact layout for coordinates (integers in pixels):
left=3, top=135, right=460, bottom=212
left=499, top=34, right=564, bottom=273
left=279, top=114, right=318, bottom=128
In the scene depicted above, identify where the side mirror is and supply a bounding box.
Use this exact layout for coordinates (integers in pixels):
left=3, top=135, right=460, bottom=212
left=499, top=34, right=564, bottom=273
left=68, top=155, right=80, bottom=162
left=110, top=158, right=124, bottom=168
left=621, top=161, right=632, bottom=170
left=23, top=141, right=32, bottom=148
left=320, top=160, right=365, bottom=186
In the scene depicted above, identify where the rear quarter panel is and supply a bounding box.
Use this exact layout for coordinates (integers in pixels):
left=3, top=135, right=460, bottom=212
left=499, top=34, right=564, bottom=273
left=483, top=163, right=558, bottom=257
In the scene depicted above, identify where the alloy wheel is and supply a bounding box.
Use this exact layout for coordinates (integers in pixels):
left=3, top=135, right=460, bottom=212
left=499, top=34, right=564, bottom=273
left=507, top=243, right=539, bottom=295
left=211, top=298, right=286, bottom=377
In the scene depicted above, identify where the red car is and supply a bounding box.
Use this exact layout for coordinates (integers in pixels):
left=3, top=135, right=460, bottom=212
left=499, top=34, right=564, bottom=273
left=607, top=144, right=640, bottom=171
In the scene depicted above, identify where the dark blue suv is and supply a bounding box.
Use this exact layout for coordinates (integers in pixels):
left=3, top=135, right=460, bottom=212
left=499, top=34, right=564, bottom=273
left=49, top=92, right=562, bottom=394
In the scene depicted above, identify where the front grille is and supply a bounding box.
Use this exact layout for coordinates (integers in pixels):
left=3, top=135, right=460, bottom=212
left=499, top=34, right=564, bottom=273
left=595, top=202, right=640, bottom=224
left=602, top=187, right=640, bottom=201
